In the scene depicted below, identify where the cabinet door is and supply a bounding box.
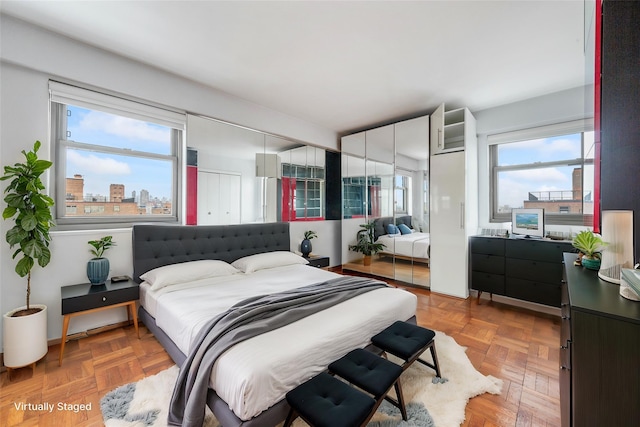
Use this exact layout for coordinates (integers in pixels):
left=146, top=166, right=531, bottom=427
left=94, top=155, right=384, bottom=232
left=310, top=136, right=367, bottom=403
left=430, top=103, right=444, bottom=155
left=197, top=171, right=241, bottom=225
left=430, top=151, right=467, bottom=297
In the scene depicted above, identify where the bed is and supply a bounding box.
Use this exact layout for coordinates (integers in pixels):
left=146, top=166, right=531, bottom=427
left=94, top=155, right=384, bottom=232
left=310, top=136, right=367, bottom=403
left=373, top=216, right=430, bottom=264
left=132, top=222, right=417, bottom=427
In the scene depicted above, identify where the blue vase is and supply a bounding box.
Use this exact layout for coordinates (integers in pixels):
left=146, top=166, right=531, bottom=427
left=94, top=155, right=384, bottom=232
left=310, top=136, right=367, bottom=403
left=87, top=258, right=110, bottom=285
left=301, top=239, right=312, bottom=258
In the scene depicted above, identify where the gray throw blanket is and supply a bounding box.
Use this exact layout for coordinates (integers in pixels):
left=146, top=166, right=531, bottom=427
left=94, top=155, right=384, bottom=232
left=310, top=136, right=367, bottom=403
left=168, top=275, right=388, bottom=426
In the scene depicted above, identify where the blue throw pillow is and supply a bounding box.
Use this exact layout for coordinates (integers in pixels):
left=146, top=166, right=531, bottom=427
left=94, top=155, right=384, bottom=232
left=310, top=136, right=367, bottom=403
left=398, top=223, right=412, bottom=235
left=386, top=223, right=400, bottom=235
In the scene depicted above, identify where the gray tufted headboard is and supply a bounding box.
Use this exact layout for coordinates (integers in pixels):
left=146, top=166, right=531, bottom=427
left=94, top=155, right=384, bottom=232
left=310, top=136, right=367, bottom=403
left=132, top=222, right=291, bottom=283
left=372, top=215, right=413, bottom=241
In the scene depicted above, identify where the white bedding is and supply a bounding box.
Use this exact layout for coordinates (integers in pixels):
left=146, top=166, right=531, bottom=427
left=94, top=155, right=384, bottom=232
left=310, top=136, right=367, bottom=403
left=140, top=264, right=417, bottom=421
left=377, top=232, right=430, bottom=259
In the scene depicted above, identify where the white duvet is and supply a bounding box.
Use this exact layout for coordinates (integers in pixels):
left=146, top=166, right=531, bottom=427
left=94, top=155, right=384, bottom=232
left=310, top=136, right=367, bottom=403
left=378, top=232, right=430, bottom=259
left=140, top=264, right=417, bottom=421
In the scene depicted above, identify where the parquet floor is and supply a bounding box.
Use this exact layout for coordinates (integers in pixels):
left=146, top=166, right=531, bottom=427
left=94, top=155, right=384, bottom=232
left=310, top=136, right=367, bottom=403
left=0, top=280, right=561, bottom=427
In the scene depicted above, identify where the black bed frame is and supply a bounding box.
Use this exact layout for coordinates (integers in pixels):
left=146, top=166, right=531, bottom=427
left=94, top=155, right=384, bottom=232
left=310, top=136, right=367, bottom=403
left=132, top=222, right=292, bottom=427
left=131, top=221, right=416, bottom=427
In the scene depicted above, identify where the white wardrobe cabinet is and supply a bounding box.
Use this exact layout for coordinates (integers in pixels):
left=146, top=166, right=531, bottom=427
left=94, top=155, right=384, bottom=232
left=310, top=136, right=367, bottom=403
left=429, top=105, right=477, bottom=298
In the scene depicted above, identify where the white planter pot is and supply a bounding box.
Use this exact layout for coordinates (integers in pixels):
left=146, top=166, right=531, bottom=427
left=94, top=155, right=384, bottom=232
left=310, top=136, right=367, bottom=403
left=3, top=304, right=48, bottom=368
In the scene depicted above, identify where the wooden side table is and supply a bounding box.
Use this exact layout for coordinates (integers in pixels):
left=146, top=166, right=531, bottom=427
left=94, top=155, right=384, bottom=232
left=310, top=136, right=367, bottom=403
left=59, top=278, right=140, bottom=366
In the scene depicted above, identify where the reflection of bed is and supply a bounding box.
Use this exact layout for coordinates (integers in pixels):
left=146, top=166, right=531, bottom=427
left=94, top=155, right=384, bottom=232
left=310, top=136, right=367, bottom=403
left=373, top=216, right=430, bottom=264
left=132, top=222, right=417, bottom=427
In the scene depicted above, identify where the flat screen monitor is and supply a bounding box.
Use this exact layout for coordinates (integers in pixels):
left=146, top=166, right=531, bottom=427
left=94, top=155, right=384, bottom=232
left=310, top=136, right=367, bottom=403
left=511, top=208, right=545, bottom=238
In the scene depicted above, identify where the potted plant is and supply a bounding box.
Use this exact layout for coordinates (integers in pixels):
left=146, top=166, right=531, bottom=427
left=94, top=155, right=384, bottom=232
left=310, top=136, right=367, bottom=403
left=572, top=230, right=608, bottom=270
left=300, top=230, right=317, bottom=258
left=1, top=140, right=54, bottom=369
left=87, top=235, right=116, bottom=285
left=348, top=221, right=386, bottom=266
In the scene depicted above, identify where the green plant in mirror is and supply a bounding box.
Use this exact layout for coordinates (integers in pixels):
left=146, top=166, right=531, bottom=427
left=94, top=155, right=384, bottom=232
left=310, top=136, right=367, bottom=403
left=1, top=141, right=54, bottom=313
left=572, top=230, right=607, bottom=260
left=348, top=221, right=386, bottom=256
left=88, top=235, right=116, bottom=259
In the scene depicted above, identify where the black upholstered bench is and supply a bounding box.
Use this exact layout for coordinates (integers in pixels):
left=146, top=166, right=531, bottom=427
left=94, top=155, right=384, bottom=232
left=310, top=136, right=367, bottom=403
left=329, top=348, right=407, bottom=421
left=283, top=371, right=375, bottom=427
left=371, top=320, right=442, bottom=378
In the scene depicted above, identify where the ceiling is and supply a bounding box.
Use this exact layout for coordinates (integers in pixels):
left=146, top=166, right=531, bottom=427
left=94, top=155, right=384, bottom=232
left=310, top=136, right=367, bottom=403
left=0, top=1, right=588, bottom=134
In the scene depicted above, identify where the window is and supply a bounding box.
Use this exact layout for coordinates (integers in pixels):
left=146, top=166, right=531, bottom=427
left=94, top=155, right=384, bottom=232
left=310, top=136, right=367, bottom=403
left=50, top=82, right=185, bottom=227
left=281, top=163, right=325, bottom=220
left=394, top=174, right=410, bottom=214
left=489, top=120, right=594, bottom=226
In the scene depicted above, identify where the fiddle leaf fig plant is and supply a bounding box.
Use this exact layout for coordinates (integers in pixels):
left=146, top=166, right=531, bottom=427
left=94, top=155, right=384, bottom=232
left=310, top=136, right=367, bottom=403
left=1, top=141, right=54, bottom=313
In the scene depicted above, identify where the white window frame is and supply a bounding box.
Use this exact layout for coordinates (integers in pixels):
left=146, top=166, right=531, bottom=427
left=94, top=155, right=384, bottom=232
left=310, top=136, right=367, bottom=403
left=49, top=81, right=185, bottom=228
left=489, top=119, right=594, bottom=226
left=394, top=174, right=410, bottom=215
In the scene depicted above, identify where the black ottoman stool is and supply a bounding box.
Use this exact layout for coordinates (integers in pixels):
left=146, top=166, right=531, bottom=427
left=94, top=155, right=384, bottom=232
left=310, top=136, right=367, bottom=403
left=372, top=320, right=442, bottom=378
left=283, top=371, right=375, bottom=427
left=329, top=348, right=407, bottom=421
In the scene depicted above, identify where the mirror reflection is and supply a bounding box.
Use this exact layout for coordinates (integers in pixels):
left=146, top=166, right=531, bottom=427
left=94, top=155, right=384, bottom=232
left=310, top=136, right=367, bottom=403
left=393, top=116, right=430, bottom=286
left=341, top=116, right=430, bottom=287
left=187, top=115, right=328, bottom=225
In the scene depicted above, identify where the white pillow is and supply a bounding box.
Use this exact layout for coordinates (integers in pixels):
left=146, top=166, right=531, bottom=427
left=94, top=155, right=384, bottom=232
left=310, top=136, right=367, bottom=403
left=140, top=259, right=239, bottom=290
left=231, top=251, right=309, bottom=274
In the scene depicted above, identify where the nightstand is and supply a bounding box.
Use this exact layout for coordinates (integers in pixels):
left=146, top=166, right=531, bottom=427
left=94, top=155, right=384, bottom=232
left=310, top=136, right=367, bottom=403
left=306, top=256, right=330, bottom=269
left=59, top=278, right=140, bottom=366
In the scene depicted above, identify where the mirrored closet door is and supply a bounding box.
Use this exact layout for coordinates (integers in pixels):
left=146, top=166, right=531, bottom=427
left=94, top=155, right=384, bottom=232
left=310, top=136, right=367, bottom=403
left=187, top=114, right=336, bottom=225
left=341, top=115, right=430, bottom=287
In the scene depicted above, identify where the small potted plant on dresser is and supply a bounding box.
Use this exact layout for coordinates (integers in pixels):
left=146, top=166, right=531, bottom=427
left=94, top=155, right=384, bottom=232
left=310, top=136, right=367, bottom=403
left=1, top=141, right=54, bottom=371
left=301, top=230, right=317, bottom=258
left=87, top=235, right=116, bottom=285
left=572, top=230, right=608, bottom=270
left=348, top=221, right=386, bottom=266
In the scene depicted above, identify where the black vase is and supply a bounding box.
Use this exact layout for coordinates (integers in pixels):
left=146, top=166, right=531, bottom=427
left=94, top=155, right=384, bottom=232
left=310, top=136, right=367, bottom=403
left=301, top=239, right=312, bottom=258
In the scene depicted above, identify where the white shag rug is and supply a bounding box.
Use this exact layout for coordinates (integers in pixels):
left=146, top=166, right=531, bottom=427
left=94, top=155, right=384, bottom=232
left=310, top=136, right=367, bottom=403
left=101, top=331, right=502, bottom=427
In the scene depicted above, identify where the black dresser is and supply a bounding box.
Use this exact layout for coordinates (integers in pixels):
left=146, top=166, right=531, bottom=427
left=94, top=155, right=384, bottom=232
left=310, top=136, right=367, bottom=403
left=469, top=236, right=573, bottom=306
left=561, top=253, right=640, bottom=427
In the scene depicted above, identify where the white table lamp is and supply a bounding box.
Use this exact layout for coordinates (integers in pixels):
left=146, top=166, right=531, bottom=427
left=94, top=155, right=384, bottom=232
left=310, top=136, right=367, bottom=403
left=598, top=210, right=634, bottom=284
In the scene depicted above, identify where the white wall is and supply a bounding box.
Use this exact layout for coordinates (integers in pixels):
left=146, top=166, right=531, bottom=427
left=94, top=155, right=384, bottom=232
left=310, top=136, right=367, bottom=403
left=0, top=14, right=338, bottom=351
left=474, top=85, right=594, bottom=231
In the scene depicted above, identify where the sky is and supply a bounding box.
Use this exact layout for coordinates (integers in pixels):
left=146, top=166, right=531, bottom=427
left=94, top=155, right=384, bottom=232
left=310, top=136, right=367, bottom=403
left=496, top=132, right=595, bottom=210
left=66, top=106, right=174, bottom=200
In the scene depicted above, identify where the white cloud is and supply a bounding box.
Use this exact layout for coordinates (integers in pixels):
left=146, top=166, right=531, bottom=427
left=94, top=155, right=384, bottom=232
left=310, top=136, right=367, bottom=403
left=67, top=150, right=131, bottom=175
left=80, top=111, right=170, bottom=142
left=505, top=167, right=568, bottom=184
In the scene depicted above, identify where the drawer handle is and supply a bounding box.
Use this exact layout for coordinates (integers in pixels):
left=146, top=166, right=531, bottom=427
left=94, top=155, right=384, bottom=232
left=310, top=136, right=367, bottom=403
left=562, top=316, right=569, bottom=320
left=102, top=296, right=107, bottom=302
left=561, top=366, right=571, bottom=371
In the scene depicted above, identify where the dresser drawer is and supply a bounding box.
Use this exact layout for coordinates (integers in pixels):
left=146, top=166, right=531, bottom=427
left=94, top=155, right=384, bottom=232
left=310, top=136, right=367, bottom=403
left=470, top=237, right=505, bottom=256
left=506, top=257, right=562, bottom=284
left=505, top=277, right=561, bottom=306
left=62, top=284, right=139, bottom=314
left=471, top=271, right=505, bottom=294
left=506, top=239, right=572, bottom=262
left=471, top=253, right=505, bottom=274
